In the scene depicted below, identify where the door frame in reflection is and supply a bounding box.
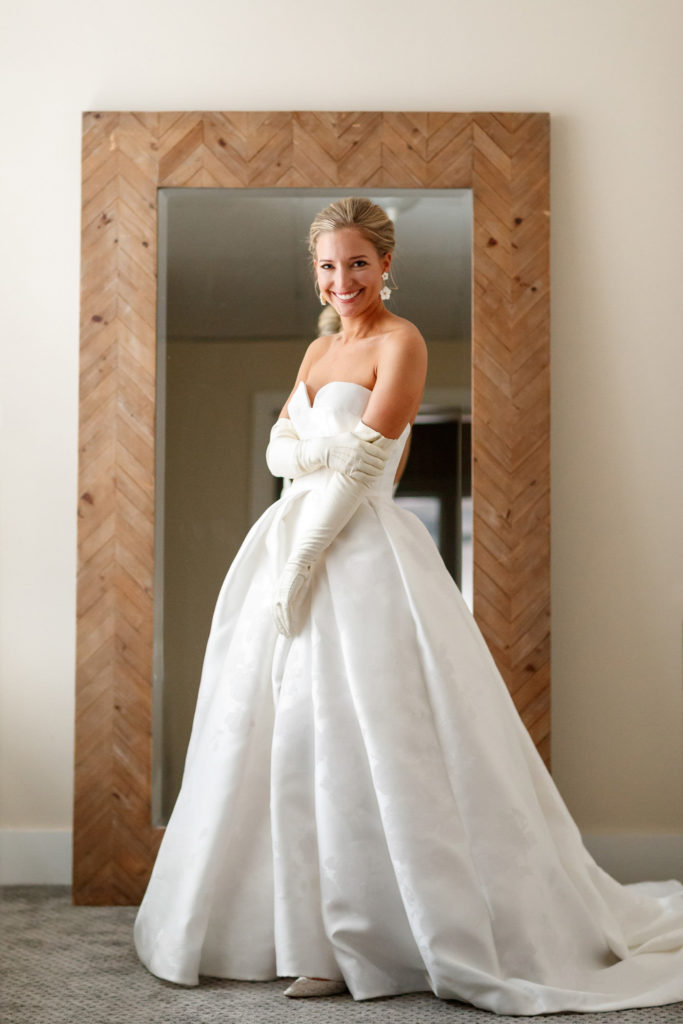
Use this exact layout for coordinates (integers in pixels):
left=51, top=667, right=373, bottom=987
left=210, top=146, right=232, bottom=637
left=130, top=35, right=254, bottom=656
left=394, top=401, right=472, bottom=609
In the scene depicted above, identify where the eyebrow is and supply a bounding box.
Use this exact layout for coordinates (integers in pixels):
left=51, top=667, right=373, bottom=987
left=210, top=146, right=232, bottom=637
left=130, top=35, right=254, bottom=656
left=318, top=254, right=370, bottom=261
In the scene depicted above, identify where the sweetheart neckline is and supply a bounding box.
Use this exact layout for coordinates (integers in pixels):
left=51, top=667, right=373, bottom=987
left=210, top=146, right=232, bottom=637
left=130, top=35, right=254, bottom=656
left=296, top=379, right=411, bottom=440
left=300, top=379, right=373, bottom=407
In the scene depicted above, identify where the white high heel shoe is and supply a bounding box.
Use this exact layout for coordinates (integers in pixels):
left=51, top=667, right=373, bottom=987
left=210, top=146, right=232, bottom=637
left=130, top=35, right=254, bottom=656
left=283, top=976, right=347, bottom=997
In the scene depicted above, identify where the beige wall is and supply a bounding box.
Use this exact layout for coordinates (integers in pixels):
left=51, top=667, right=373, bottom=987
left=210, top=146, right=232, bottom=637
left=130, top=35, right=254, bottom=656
left=161, top=337, right=302, bottom=817
left=1, top=0, right=681, bottom=875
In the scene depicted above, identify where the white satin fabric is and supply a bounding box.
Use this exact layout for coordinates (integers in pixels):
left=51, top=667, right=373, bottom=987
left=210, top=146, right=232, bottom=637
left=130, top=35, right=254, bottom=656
left=134, top=381, right=683, bottom=1015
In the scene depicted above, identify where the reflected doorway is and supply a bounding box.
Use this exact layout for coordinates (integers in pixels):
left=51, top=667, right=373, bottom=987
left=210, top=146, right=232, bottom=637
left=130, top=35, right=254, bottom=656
left=395, top=411, right=472, bottom=609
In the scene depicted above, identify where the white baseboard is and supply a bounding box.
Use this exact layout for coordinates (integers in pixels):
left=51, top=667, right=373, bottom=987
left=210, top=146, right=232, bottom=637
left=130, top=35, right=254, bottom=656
left=0, top=830, right=72, bottom=885
left=0, top=829, right=680, bottom=887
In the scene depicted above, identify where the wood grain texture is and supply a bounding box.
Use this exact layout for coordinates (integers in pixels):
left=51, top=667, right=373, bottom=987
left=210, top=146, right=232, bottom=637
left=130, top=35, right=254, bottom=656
left=75, top=110, right=550, bottom=904
left=471, top=113, right=551, bottom=756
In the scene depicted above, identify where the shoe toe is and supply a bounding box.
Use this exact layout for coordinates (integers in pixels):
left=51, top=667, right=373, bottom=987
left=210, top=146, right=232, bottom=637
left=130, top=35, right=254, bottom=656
left=283, top=977, right=346, bottom=997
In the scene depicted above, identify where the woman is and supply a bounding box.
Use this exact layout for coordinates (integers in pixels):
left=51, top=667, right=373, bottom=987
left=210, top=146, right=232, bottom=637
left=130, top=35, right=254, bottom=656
left=134, top=197, right=683, bottom=1015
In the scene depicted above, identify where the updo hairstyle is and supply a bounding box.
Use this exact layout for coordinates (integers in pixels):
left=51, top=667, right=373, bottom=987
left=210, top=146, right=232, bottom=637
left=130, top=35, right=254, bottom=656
left=308, top=196, right=396, bottom=264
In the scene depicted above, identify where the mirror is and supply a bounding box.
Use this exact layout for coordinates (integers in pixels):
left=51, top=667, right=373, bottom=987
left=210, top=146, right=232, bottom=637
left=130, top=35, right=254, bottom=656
left=74, top=110, right=549, bottom=904
left=155, top=188, right=473, bottom=823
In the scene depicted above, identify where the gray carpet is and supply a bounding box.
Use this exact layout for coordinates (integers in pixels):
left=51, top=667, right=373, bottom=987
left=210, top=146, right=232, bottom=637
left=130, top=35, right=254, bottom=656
left=2, top=887, right=682, bottom=1024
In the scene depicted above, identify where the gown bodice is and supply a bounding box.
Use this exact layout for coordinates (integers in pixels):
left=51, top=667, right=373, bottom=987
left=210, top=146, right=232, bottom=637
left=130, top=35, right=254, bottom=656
left=286, top=379, right=411, bottom=499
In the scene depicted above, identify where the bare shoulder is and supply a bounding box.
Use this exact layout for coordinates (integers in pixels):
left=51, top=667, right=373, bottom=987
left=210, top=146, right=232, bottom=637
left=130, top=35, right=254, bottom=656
left=378, top=316, right=427, bottom=372
left=362, top=317, right=427, bottom=437
left=304, top=333, right=334, bottom=362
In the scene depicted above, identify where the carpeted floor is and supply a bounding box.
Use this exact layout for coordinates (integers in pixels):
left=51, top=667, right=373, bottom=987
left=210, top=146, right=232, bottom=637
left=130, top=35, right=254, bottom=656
left=2, top=887, right=682, bottom=1024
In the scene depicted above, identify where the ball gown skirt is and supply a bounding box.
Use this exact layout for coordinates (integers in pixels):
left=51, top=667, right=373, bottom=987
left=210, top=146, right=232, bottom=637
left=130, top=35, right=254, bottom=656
left=133, top=381, right=683, bottom=1015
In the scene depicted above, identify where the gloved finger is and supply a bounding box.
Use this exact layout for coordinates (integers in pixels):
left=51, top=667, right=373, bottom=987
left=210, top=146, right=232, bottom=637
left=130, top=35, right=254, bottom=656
left=357, top=453, right=387, bottom=472
left=274, top=564, right=310, bottom=637
left=346, top=466, right=380, bottom=483
left=359, top=437, right=389, bottom=452
left=357, top=441, right=390, bottom=462
left=357, top=456, right=387, bottom=475
left=273, top=598, right=291, bottom=637
left=274, top=578, right=292, bottom=635
left=337, top=450, right=387, bottom=475
left=329, top=454, right=383, bottom=477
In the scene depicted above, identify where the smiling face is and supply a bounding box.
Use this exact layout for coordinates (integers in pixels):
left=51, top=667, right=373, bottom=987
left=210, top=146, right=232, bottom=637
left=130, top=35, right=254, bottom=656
left=314, top=227, right=392, bottom=317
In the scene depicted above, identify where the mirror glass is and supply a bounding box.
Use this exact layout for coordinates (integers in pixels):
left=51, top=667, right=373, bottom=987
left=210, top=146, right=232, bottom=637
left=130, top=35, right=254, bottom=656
left=153, top=187, right=473, bottom=824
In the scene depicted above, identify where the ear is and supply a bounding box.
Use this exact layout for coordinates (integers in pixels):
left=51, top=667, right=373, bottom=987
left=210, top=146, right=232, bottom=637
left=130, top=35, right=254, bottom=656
left=382, top=252, right=392, bottom=274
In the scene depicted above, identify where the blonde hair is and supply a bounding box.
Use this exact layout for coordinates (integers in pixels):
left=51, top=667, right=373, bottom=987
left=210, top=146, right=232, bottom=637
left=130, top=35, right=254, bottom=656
left=308, top=197, right=395, bottom=263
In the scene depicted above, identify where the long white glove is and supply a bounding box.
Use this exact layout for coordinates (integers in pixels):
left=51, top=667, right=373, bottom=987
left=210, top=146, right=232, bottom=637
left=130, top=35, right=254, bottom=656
left=273, top=420, right=397, bottom=637
left=266, top=417, right=387, bottom=483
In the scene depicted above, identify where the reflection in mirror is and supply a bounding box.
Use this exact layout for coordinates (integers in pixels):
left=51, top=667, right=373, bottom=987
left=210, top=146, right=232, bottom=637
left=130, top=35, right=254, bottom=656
left=153, top=188, right=472, bottom=824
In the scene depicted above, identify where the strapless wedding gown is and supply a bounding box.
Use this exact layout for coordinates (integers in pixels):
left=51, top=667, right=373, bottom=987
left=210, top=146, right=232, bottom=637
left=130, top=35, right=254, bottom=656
left=134, top=381, right=683, bottom=1015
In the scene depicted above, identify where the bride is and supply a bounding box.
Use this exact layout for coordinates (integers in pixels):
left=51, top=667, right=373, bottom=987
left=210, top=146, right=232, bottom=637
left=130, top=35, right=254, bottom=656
left=134, top=196, right=683, bottom=1015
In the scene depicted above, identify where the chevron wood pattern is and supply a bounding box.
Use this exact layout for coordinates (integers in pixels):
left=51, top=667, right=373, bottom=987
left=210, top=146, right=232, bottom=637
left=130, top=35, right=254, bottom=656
left=75, top=110, right=550, bottom=904
left=470, top=114, right=551, bottom=765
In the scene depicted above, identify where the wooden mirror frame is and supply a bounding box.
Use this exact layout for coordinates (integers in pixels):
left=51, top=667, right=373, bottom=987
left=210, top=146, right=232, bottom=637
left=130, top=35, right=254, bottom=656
left=75, top=111, right=550, bottom=904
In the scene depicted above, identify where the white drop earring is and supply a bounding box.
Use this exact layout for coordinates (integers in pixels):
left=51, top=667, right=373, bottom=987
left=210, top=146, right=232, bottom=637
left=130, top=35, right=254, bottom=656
left=380, top=271, right=391, bottom=302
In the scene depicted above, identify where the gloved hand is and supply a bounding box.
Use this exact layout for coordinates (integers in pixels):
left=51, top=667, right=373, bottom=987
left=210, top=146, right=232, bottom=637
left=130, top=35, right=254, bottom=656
left=273, top=420, right=398, bottom=637
left=266, top=417, right=387, bottom=483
